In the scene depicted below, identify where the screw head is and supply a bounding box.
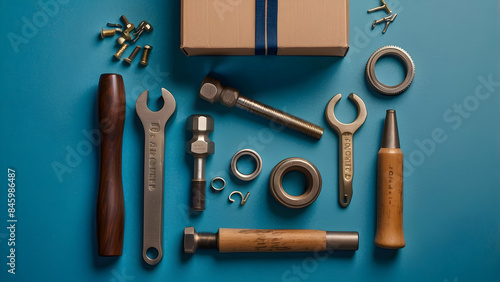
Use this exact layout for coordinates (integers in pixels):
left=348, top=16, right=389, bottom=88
left=144, top=45, right=153, bottom=50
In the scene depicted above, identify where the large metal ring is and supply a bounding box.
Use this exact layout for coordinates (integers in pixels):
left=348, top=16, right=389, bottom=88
left=230, top=149, right=262, bottom=181
left=366, top=45, right=415, bottom=96
left=269, top=158, right=322, bottom=209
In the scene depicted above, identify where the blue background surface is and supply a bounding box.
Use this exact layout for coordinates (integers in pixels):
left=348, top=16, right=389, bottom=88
left=1, top=0, right=499, bottom=281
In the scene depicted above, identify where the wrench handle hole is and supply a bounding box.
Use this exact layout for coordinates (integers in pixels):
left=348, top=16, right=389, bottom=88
left=146, top=247, right=159, bottom=260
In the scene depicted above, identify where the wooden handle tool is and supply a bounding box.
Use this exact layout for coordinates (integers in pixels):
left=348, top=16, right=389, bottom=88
left=374, top=110, right=405, bottom=249
left=184, top=227, right=359, bottom=253
left=96, top=73, right=126, bottom=256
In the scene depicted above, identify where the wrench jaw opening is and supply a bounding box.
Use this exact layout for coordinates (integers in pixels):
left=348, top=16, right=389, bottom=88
left=136, top=88, right=177, bottom=124
left=325, top=93, right=367, bottom=208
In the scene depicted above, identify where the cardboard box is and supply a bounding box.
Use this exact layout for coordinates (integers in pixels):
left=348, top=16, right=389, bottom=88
left=181, top=0, right=349, bottom=56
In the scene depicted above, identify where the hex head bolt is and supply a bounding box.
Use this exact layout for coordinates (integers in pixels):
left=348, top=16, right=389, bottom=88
left=120, top=15, right=133, bottom=29
left=140, top=45, right=152, bottom=66
left=186, top=115, right=215, bottom=211
left=367, top=0, right=392, bottom=14
left=100, top=28, right=116, bottom=39
left=199, top=76, right=324, bottom=140
left=123, top=46, right=141, bottom=65
left=114, top=44, right=129, bottom=60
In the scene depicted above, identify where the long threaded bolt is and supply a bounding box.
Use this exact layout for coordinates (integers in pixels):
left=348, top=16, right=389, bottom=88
left=199, top=76, right=324, bottom=140
left=123, top=46, right=141, bottom=65
left=140, top=45, right=152, bottom=66
left=114, top=44, right=129, bottom=60
left=367, top=0, right=392, bottom=14
left=100, top=28, right=116, bottom=39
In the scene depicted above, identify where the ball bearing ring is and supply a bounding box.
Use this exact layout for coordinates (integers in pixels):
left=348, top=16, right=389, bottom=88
left=366, top=45, right=415, bottom=96
left=269, top=158, right=322, bottom=209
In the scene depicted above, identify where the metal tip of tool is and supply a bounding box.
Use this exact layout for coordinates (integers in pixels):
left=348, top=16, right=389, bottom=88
left=381, top=109, right=400, bottom=149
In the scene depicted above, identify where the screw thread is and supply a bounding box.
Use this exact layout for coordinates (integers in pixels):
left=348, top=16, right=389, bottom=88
left=114, top=44, right=129, bottom=59
left=236, top=96, right=324, bottom=139
left=197, top=232, right=218, bottom=250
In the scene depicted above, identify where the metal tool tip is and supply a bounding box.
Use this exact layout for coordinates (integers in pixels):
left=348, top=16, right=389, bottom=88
left=381, top=109, right=400, bottom=149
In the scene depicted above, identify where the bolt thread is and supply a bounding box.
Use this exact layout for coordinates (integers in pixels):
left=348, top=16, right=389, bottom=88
left=235, top=96, right=324, bottom=139
left=197, top=232, right=218, bottom=250
left=114, top=44, right=128, bottom=59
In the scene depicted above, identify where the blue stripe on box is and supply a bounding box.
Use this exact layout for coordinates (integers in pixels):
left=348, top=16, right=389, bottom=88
left=267, top=0, right=278, bottom=55
left=255, top=0, right=266, bottom=55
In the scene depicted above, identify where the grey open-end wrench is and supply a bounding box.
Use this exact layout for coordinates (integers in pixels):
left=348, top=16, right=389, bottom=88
left=325, top=93, right=367, bottom=208
left=136, top=88, right=176, bottom=265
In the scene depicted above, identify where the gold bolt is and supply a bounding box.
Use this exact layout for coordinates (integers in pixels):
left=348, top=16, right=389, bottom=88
left=140, top=45, right=153, bottom=66
left=114, top=44, right=129, bottom=60
left=100, top=28, right=116, bottom=39
left=124, top=46, right=142, bottom=65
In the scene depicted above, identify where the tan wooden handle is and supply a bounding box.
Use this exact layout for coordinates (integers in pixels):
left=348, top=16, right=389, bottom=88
left=218, top=229, right=326, bottom=252
left=375, top=148, right=405, bottom=249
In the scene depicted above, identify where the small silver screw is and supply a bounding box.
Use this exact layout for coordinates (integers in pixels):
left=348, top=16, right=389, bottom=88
left=140, top=45, right=153, bottom=66
left=114, top=44, right=129, bottom=60
left=124, top=46, right=141, bottom=65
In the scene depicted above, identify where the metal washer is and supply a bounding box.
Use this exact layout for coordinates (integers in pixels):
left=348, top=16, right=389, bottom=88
left=366, top=45, right=415, bottom=96
left=269, top=158, right=322, bottom=209
left=230, top=149, right=263, bottom=181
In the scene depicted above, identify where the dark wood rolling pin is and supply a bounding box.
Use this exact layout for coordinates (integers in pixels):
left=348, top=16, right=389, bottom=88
left=96, top=73, right=126, bottom=256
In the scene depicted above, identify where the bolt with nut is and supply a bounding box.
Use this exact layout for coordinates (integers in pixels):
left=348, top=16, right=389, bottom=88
left=199, top=76, right=324, bottom=140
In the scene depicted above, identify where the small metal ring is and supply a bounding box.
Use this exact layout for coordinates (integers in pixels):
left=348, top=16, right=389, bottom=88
left=210, top=177, right=226, bottom=191
left=269, top=158, right=322, bottom=209
left=366, top=45, right=415, bottom=96
left=230, top=149, right=262, bottom=181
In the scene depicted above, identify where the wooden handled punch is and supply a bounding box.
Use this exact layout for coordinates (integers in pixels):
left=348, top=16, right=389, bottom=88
left=374, top=110, right=405, bottom=249
left=96, top=74, right=126, bottom=256
left=183, top=227, right=359, bottom=253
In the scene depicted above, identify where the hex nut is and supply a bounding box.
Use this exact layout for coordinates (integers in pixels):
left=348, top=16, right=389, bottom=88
left=220, top=88, right=239, bottom=107
left=186, top=115, right=215, bottom=157
left=184, top=227, right=197, bottom=254
left=199, top=77, right=223, bottom=103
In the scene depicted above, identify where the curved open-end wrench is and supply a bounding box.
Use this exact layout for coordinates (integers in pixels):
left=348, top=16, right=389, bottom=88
left=325, top=93, right=367, bottom=208
left=136, top=88, right=176, bottom=265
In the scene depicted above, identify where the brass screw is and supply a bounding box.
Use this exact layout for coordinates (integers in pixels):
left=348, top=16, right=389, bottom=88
left=140, top=45, right=152, bottom=66
left=120, top=15, right=133, bottom=29
left=114, top=44, right=129, bottom=60
left=100, top=28, right=116, bottom=39
left=117, top=25, right=134, bottom=45
left=124, top=46, right=141, bottom=65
